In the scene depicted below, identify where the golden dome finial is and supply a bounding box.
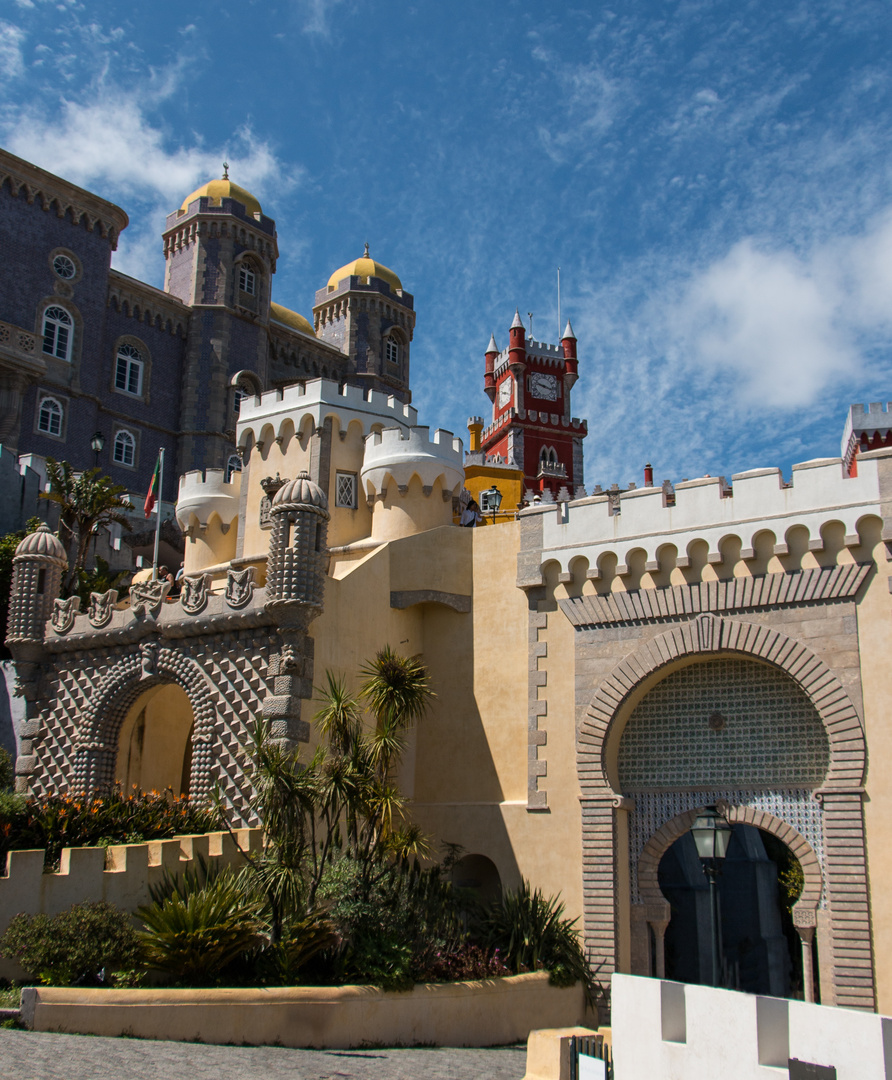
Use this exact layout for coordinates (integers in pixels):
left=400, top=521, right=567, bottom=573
left=363, top=241, right=370, bottom=257
left=222, top=161, right=229, bottom=180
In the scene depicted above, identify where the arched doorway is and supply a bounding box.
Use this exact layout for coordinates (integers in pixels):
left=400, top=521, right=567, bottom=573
left=451, top=854, right=502, bottom=905
left=578, top=614, right=872, bottom=1010
left=616, top=654, right=828, bottom=1001
left=114, top=683, right=195, bottom=795
left=658, top=823, right=814, bottom=1000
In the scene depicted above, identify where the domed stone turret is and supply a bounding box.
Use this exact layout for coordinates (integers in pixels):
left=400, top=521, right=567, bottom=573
left=7, top=525, right=68, bottom=649
left=266, top=471, right=330, bottom=614
left=262, top=472, right=331, bottom=748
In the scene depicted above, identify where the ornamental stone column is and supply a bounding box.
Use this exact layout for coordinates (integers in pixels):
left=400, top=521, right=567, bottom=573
left=263, top=471, right=330, bottom=748
left=5, top=525, right=67, bottom=792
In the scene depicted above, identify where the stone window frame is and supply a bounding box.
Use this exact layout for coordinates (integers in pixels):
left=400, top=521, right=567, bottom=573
left=225, top=453, right=243, bottom=483
left=112, top=426, right=138, bottom=469
left=35, top=394, right=66, bottom=440
left=335, top=471, right=357, bottom=509
left=110, top=335, right=152, bottom=404
left=40, top=304, right=74, bottom=362
left=49, top=247, right=82, bottom=284
left=383, top=327, right=408, bottom=376
left=230, top=369, right=261, bottom=416
left=234, top=255, right=263, bottom=314
left=36, top=297, right=82, bottom=372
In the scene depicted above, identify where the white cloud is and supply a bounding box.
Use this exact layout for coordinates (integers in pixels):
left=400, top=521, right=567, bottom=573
left=658, top=210, right=892, bottom=409
left=0, top=21, right=25, bottom=79
left=297, top=0, right=350, bottom=36
left=666, top=240, right=857, bottom=406
left=2, top=85, right=296, bottom=210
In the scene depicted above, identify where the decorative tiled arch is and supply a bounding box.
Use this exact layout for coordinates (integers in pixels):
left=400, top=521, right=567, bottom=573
left=73, top=643, right=218, bottom=799
left=578, top=613, right=866, bottom=793
left=637, top=803, right=823, bottom=920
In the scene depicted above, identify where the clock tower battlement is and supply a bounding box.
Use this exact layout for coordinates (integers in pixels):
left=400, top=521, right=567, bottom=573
left=479, top=312, right=586, bottom=498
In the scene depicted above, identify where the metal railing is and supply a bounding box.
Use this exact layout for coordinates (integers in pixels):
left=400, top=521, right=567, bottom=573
left=569, top=1033, right=613, bottom=1080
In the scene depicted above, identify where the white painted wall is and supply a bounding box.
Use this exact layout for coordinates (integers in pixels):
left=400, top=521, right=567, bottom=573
left=611, top=974, right=892, bottom=1079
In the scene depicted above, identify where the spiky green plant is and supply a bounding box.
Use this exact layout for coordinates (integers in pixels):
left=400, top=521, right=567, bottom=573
left=138, top=870, right=262, bottom=983
left=475, top=880, right=600, bottom=1006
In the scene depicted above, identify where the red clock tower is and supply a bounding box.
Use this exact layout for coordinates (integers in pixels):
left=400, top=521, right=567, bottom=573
left=480, top=310, right=587, bottom=498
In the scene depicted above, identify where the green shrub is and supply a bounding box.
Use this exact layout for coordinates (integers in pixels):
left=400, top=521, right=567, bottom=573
left=0, top=901, right=141, bottom=986
left=138, top=870, right=262, bottom=984
left=474, top=881, right=599, bottom=1004
left=416, top=942, right=511, bottom=983
left=0, top=748, right=12, bottom=792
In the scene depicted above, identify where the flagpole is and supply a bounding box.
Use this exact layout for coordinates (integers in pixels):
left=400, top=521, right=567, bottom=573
left=152, top=447, right=164, bottom=581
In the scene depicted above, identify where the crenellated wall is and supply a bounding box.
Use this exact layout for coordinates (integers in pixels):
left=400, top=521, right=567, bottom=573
left=236, top=378, right=418, bottom=451
left=0, top=829, right=263, bottom=981
left=518, top=451, right=889, bottom=587
left=176, top=467, right=242, bottom=575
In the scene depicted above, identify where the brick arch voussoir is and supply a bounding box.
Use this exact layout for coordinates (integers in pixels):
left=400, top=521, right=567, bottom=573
left=637, top=804, right=823, bottom=917
left=76, top=646, right=218, bottom=791
left=578, top=613, right=865, bottom=793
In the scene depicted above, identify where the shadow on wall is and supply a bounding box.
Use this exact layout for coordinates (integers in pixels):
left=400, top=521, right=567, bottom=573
left=0, top=660, right=22, bottom=766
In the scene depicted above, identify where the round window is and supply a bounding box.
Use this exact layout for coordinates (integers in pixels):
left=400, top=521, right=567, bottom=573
left=52, top=254, right=76, bottom=280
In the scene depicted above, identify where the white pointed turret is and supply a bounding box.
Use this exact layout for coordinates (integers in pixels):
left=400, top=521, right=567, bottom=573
left=561, top=320, right=576, bottom=341
left=510, top=308, right=524, bottom=330
left=486, top=333, right=499, bottom=354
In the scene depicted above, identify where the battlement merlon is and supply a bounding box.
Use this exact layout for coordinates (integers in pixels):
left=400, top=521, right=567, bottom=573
left=361, top=425, right=464, bottom=496
left=519, top=451, right=892, bottom=581
left=841, top=402, right=892, bottom=458
left=236, top=378, right=418, bottom=450
left=176, top=468, right=242, bottom=531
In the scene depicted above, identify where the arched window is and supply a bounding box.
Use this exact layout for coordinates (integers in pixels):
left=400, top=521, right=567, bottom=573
left=226, top=454, right=243, bottom=482
left=115, top=343, right=144, bottom=396
left=113, top=429, right=136, bottom=466
left=239, top=265, right=256, bottom=296
left=42, top=306, right=73, bottom=361
left=385, top=336, right=399, bottom=366
left=37, top=396, right=63, bottom=436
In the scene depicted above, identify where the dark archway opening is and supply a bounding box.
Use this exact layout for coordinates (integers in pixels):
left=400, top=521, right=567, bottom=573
left=658, top=824, right=810, bottom=1000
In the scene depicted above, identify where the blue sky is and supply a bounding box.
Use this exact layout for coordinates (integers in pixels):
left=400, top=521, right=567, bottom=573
left=2, top=0, right=891, bottom=488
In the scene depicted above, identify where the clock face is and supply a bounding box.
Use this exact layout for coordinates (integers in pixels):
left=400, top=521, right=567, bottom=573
left=530, top=372, right=558, bottom=401
left=498, top=377, right=513, bottom=409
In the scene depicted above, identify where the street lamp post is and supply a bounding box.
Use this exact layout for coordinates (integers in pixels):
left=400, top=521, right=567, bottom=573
left=483, top=485, right=502, bottom=525
left=691, top=805, right=733, bottom=987
left=90, top=431, right=105, bottom=468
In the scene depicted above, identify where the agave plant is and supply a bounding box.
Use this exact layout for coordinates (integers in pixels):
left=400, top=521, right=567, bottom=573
left=138, top=869, right=262, bottom=984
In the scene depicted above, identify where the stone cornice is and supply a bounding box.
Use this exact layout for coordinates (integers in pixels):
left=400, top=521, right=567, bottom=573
left=559, top=562, right=872, bottom=629
left=42, top=588, right=274, bottom=653
left=107, top=271, right=190, bottom=336
left=0, top=148, right=128, bottom=248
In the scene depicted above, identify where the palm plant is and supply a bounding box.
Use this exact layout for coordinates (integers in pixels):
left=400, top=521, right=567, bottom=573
left=42, top=458, right=134, bottom=595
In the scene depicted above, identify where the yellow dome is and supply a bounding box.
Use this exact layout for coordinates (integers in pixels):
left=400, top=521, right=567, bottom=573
left=327, top=244, right=402, bottom=292
left=270, top=301, right=315, bottom=337
left=180, top=174, right=262, bottom=218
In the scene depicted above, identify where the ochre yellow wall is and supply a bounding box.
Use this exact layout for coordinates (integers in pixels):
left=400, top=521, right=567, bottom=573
left=115, top=684, right=194, bottom=795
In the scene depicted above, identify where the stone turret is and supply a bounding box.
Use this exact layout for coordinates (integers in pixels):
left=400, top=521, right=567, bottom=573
left=6, top=525, right=68, bottom=793
left=7, top=525, right=67, bottom=651
left=262, top=471, right=330, bottom=747
left=361, top=426, right=464, bottom=542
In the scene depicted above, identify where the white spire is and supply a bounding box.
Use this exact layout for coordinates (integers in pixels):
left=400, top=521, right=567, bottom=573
left=486, top=333, right=499, bottom=353
left=561, top=319, right=576, bottom=341
left=510, top=308, right=524, bottom=330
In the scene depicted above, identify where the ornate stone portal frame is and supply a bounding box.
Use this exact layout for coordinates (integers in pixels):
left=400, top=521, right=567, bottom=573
left=577, top=612, right=873, bottom=1011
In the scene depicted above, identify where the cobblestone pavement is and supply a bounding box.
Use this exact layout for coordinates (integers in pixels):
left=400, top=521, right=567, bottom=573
left=0, top=1030, right=528, bottom=1080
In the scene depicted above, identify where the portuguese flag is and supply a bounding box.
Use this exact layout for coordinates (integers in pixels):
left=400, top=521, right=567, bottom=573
left=144, top=455, right=161, bottom=518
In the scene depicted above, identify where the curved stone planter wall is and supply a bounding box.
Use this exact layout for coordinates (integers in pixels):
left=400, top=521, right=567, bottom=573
left=22, top=972, right=588, bottom=1049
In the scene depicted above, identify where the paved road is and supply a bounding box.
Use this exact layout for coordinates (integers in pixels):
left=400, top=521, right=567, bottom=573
left=0, top=1030, right=528, bottom=1080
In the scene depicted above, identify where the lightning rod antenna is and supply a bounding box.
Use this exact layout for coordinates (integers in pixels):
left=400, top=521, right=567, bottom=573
left=557, top=267, right=561, bottom=341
